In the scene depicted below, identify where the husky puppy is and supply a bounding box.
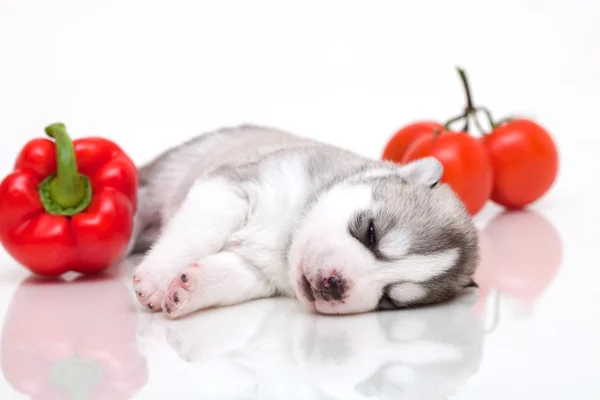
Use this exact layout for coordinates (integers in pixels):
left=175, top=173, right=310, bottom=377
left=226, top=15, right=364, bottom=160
left=130, top=125, right=479, bottom=318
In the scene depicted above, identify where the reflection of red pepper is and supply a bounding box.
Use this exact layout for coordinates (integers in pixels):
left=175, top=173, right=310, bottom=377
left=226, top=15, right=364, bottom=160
left=0, top=123, right=137, bottom=276
left=1, top=272, right=148, bottom=399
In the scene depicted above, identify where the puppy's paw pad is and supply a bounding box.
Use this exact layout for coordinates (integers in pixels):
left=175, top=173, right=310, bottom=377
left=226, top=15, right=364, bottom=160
left=162, top=267, right=199, bottom=318
left=162, top=288, right=186, bottom=317
left=133, top=271, right=175, bottom=312
left=168, top=269, right=198, bottom=291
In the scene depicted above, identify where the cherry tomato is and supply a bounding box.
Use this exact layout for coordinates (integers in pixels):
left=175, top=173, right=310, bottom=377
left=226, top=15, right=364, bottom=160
left=402, top=131, right=493, bottom=215
left=481, top=119, right=558, bottom=209
left=382, top=121, right=443, bottom=162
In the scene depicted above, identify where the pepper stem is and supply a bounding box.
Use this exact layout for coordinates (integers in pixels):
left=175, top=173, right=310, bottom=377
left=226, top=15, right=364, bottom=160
left=39, top=123, right=92, bottom=216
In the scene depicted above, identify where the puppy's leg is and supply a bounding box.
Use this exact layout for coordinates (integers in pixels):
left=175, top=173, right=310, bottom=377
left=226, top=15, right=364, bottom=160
left=133, top=177, right=249, bottom=311
left=161, top=251, right=276, bottom=319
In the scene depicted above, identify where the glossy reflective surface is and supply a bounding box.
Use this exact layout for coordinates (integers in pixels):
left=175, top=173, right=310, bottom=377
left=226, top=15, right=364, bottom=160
left=1, top=268, right=148, bottom=400
left=1, top=1, right=599, bottom=397
left=1, top=206, right=598, bottom=399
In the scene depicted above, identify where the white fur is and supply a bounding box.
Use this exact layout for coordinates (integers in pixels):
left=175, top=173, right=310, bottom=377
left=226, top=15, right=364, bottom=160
left=231, top=155, right=313, bottom=295
left=377, top=229, right=411, bottom=259
left=388, top=283, right=428, bottom=304
left=162, top=252, right=276, bottom=318
left=382, top=248, right=460, bottom=283
left=133, top=177, right=251, bottom=310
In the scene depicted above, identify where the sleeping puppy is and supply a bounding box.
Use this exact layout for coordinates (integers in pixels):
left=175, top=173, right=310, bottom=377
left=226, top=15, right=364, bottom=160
left=130, top=125, right=479, bottom=318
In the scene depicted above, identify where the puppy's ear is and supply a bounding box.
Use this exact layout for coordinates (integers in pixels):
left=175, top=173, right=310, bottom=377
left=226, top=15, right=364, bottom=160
left=396, top=157, right=443, bottom=187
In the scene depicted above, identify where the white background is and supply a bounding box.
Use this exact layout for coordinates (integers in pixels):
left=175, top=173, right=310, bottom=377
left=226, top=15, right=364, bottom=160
left=1, top=1, right=599, bottom=399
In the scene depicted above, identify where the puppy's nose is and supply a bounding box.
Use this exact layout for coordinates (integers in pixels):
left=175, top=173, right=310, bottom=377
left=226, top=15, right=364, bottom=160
left=320, top=275, right=344, bottom=301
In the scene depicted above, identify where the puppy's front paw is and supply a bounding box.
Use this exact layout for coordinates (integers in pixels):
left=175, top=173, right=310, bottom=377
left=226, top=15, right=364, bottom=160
left=133, top=265, right=179, bottom=312
left=162, top=264, right=200, bottom=319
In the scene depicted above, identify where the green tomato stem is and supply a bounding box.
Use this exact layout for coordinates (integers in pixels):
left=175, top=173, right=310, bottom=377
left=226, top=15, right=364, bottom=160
left=456, top=66, right=475, bottom=112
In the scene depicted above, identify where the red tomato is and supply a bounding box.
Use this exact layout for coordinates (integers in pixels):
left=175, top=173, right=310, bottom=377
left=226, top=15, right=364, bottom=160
left=402, top=131, right=493, bottom=215
left=481, top=119, right=558, bottom=209
left=382, top=121, right=443, bottom=162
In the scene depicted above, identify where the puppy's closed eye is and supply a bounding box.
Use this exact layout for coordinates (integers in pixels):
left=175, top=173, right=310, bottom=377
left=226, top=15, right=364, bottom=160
left=348, top=212, right=378, bottom=253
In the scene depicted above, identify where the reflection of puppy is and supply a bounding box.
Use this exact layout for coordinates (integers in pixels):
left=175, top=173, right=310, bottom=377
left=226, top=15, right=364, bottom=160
left=129, top=125, right=479, bottom=318
left=293, top=290, right=483, bottom=400
left=135, top=291, right=482, bottom=399
left=135, top=299, right=303, bottom=399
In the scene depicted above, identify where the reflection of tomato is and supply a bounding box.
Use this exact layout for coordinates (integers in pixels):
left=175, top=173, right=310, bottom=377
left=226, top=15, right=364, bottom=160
left=402, top=131, right=493, bottom=215
left=382, top=121, right=443, bottom=162
left=1, top=274, right=148, bottom=400
left=484, top=210, right=562, bottom=300
left=473, top=210, right=562, bottom=328
left=481, top=119, right=559, bottom=209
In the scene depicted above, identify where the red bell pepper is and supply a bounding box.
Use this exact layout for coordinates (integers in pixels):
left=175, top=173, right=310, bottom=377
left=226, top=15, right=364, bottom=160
left=0, top=123, right=137, bottom=276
